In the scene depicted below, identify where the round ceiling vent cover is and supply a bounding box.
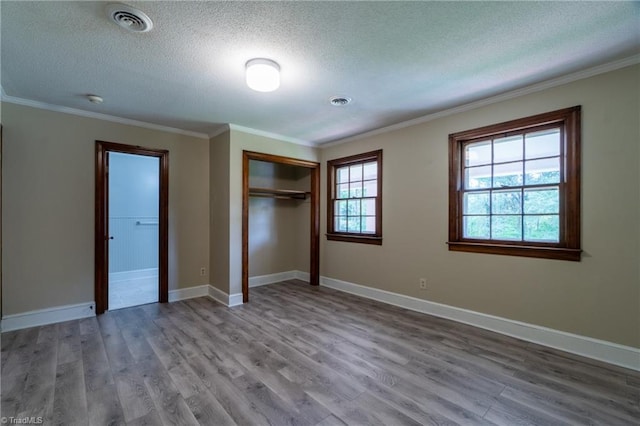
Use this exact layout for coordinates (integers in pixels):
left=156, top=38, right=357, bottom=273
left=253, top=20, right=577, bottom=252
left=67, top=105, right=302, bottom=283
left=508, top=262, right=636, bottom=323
left=106, top=4, right=153, bottom=32
left=330, top=96, right=352, bottom=106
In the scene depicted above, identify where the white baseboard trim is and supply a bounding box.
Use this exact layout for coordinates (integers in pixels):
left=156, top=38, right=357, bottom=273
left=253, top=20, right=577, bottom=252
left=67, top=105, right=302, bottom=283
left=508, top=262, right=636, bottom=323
left=168, top=285, right=209, bottom=302
left=207, top=285, right=229, bottom=305
left=295, top=271, right=310, bottom=282
left=249, top=271, right=298, bottom=288
left=228, top=293, right=244, bottom=307
left=207, top=285, right=243, bottom=307
left=320, top=276, right=640, bottom=372
left=171, top=284, right=243, bottom=308
left=248, top=270, right=310, bottom=288
left=109, top=268, right=158, bottom=282
left=1, top=302, right=95, bottom=332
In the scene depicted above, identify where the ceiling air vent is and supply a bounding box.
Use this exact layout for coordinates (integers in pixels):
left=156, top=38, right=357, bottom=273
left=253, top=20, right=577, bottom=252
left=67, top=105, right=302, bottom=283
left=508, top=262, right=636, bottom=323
left=106, top=4, right=153, bottom=33
left=330, top=96, right=352, bottom=106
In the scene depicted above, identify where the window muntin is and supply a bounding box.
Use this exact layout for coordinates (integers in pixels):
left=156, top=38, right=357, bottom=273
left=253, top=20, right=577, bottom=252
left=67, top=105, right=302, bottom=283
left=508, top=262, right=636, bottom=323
left=461, top=127, right=562, bottom=243
left=448, top=106, right=581, bottom=261
left=327, top=150, right=382, bottom=244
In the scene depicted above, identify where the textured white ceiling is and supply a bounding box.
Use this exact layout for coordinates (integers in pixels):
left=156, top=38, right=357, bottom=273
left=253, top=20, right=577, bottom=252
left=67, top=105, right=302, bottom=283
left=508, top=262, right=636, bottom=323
left=2, top=1, right=639, bottom=144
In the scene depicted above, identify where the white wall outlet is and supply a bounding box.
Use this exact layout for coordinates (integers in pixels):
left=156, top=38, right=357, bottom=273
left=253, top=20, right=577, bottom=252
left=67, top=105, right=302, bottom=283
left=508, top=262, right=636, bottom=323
left=200, top=267, right=206, bottom=276
left=419, top=278, right=427, bottom=289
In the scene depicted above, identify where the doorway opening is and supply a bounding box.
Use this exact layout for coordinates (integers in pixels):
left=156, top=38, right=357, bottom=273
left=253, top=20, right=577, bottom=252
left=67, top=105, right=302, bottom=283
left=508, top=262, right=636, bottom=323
left=95, top=141, right=169, bottom=314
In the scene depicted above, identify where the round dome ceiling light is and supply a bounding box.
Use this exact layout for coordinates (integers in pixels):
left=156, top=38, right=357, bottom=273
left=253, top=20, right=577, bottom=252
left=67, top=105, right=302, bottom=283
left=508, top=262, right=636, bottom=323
left=87, top=94, right=104, bottom=104
left=246, top=58, right=280, bottom=92
left=106, top=3, right=153, bottom=32
left=330, top=96, right=352, bottom=106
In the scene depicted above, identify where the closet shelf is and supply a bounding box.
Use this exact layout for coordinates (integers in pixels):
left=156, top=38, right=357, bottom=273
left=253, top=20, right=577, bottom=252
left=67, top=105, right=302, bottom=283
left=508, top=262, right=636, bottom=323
left=249, top=187, right=309, bottom=200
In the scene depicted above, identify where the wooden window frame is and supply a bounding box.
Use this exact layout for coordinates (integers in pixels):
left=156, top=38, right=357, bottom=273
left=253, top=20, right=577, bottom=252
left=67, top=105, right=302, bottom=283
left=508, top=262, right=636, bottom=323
left=327, top=150, right=383, bottom=245
left=448, top=106, right=581, bottom=261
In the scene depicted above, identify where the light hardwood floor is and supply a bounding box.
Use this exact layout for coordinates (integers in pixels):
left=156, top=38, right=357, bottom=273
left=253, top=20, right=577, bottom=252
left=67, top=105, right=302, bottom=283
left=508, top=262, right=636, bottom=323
left=109, top=273, right=158, bottom=311
left=1, top=280, right=639, bottom=425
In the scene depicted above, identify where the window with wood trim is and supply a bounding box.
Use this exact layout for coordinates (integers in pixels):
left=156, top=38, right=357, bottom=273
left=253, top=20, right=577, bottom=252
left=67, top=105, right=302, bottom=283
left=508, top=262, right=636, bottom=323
left=448, top=106, right=581, bottom=261
left=327, top=150, right=382, bottom=245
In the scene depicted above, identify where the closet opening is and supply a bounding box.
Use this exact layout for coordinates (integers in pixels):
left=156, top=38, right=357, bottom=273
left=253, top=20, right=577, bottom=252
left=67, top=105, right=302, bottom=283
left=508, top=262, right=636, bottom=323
left=242, top=151, right=320, bottom=303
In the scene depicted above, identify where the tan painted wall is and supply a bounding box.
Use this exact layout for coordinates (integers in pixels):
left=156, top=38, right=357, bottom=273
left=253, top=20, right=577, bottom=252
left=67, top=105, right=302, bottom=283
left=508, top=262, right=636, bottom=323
left=248, top=161, right=311, bottom=277
left=209, top=131, right=231, bottom=293
left=248, top=198, right=300, bottom=276
left=1, top=103, right=210, bottom=315
left=320, top=64, right=640, bottom=348
left=295, top=170, right=312, bottom=274
left=229, top=130, right=318, bottom=295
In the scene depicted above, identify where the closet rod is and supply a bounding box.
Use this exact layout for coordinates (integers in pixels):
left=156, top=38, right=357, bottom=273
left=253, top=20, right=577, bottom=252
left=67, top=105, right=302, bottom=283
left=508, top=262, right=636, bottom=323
left=248, top=187, right=309, bottom=200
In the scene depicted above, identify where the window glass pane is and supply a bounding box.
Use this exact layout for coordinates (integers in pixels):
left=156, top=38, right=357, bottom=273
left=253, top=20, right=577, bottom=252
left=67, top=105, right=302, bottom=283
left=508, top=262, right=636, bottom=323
left=335, top=200, right=347, bottom=216
left=463, top=192, right=490, bottom=215
left=525, top=157, right=560, bottom=185
left=346, top=217, right=361, bottom=233
left=329, top=151, right=382, bottom=240
left=349, top=164, right=363, bottom=182
left=465, top=165, right=492, bottom=189
left=337, top=167, right=350, bottom=183
left=465, top=141, right=491, bottom=167
left=493, top=162, right=523, bottom=187
left=491, top=215, right=522, bottom=240
left=337, top=183, right=349, bottom=199
left=349, top=181, right=362, bottom=198
left=363, top=180, right=377, bottom=197
left=363, top=162, right=377, bottom=180
left=361, top=199, right=376, bottom=216
left=524, top=188, right=559, bottom=214
left=524, top=215, right=559, bottom=242
left=494, top=135, right=523, bottom=163
left=492, top=190, right=522, bottom=214
left=525, top=128, right=560, bottom=159
left=347, top=199, right=360, bottom=216
left=463, top=216, right=490, bottom=239
left=361, top=216, right=376, bottom=233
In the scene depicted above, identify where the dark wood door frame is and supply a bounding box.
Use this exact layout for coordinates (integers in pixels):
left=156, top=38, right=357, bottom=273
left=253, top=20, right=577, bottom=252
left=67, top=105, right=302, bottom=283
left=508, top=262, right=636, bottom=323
left=242, top=151, right=320, bottom=303
left=95, top=141, right=169, bottom=314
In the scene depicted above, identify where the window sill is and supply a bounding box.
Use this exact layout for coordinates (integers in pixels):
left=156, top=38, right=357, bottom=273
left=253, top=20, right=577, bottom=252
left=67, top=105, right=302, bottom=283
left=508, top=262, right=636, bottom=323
left=447, top=241, right=581, bottom=261
left=326, top=233, right=382, bottom=245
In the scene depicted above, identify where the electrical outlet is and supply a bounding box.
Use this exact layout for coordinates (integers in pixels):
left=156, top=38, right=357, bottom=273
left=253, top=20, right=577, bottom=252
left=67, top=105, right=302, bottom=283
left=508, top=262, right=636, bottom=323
left=419, top=278, right=427, bottom=289
left=200, top=267, right=206, bottom=276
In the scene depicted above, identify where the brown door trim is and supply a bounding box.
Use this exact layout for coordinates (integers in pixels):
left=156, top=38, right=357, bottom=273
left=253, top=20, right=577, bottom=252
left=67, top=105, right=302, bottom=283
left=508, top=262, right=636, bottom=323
left=242, top=151, right=320, bottom=303
left=95, top=141, right=169, bottom=314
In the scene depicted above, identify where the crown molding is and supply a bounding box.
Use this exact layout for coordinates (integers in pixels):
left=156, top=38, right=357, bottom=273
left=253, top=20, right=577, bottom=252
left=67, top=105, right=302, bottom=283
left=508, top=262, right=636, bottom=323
left=0, top=93, right=210, bottom=139
left=208, top=124, right=231, bottom=139
left=228, top=123, right=316, bottom=147
left=322, top=54, right=640, bottom=148
left=3, top=54, right=637, bottom=148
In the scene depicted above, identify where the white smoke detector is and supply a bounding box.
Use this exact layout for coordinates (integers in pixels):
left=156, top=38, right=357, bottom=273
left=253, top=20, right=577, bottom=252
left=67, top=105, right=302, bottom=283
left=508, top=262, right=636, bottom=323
left=106, top=4, right=153, bottom=33
left=87, top=95, right=104, bottom=104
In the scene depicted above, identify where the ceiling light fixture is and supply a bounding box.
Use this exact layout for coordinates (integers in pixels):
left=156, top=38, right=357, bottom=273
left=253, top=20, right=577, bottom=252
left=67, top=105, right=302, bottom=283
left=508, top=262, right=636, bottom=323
left=245, top=58, right=280, bottom=92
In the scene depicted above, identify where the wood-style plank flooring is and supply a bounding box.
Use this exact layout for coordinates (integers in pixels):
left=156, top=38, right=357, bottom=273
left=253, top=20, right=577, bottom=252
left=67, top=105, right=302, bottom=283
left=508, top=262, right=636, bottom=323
left=2, top=280, right=639, bottom=425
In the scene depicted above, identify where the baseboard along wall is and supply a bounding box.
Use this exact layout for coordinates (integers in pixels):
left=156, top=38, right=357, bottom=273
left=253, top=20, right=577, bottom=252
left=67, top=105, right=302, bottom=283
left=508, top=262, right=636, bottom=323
left=1, top=302, right=96, bottom=332
left=319, top=275, right=640, bottom=372
left=2, top=270, right=638, bottom=372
